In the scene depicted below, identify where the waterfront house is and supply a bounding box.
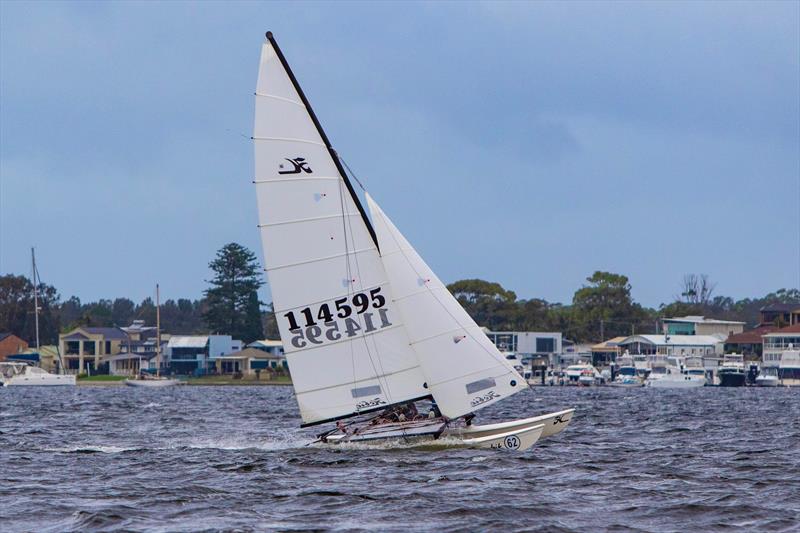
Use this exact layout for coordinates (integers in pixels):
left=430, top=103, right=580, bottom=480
left=761, top=324, right=800, bottom=368
left=58, top=327, right=128, bottom=373
left=163, top=335, right=243, bottom=375
left=484, top=329, right=563, bottom=367
left=591, top=337, right=627, bottom=367
left=724, top=325, right=779, bottom=358
left=759, top=303, right=800, bottom=327
left=662, top=316, right=745, bottom=337
left=213, top=347, right=288, bottom=375
left=0, top=333, right=29, bottom=361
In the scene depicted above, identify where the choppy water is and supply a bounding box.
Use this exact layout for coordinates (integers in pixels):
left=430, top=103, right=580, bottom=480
left=1, top=385, right=798, bottom=532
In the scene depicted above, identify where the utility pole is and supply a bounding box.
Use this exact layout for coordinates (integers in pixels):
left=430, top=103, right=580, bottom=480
left=156, top=284, right=161, bottom=377
left=600, top=319, right=604, bottom=341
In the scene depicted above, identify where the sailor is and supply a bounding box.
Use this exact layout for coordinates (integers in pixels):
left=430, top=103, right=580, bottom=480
left=428, top=401, right=442, bottom=419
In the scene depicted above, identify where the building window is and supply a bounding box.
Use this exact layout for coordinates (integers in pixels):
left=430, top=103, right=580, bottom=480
left=536, top=338, right=555, bottom=353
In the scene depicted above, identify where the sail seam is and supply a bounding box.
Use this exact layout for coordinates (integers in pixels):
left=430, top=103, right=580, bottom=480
left=408, top=326, right=475, bottom=347
left=253, top=176, right=340, bottom=184
left=393, top=285, right=449, bottom=303
left=252, top=136, right=325, bottom=146
left=258, top=212, right=361, bottom=228
left=292, top=364, right=421, bottom=395
left=265, top=247, right=375, bottom=272
left=254, top=92, right=304, bottom=106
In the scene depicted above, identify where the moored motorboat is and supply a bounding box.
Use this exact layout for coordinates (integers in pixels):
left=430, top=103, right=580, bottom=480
left=0, top=362, right=76, bottom=386
left=718, top=353, right=746, bottom=387
left=645, top=357, right=705, bottom=388
left=755, top=367, right=780, bottom=387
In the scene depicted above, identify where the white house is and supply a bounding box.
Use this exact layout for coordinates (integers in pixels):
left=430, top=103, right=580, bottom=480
left=617, top=334, right=724, bottom=357
left=164, top=335, right=243, bottom=375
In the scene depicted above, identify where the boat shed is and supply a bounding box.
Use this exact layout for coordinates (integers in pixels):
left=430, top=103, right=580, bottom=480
left=617, top=334, right=724, bottom=356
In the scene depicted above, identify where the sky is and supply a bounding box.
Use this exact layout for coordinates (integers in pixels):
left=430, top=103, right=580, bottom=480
left=1, top=1, right=798, bottom=308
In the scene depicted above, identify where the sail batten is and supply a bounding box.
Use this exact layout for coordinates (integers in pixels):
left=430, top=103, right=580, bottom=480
left=253, top=33, right=427, bottom=425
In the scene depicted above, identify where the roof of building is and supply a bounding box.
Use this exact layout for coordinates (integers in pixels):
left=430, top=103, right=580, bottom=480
left=725, top=326, right=779, bottom=344
left=167, top=335, right=208, bottom=348
left=248, top=339, right=284, bottom=348
left=760, top=302, right=800, bottom=312
left=763, top=323, right=800, bottom=336
left=618, top=334, right=724, bottom=346
left=591, top=336, right=627, bottom=351
left=61, top=332, right=90, bottom=341
left=62, top=327, right=129, bottom=340
left=0, top=333, right=12, bottom=342
left=663, top=315, right=746, bottom=325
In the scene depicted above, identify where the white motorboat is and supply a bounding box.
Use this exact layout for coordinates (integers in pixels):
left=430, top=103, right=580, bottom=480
left=645, top=357, right=705, bottom=388
left=776, top=349, right=800, bottom=386
left=0, top=362, right=76, bottom=386
left=609, top=353, right=643, bottom=387
left=251, top=32, right=574, bottom=450
left=718, top=353, right=746, bottom=387
left=755, top=367, right=780, bottom=387
left=564, top=362, right=601, bottom=385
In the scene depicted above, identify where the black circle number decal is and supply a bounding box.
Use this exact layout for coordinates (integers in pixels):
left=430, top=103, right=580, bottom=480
left=503, top=435, right=520, bottom=450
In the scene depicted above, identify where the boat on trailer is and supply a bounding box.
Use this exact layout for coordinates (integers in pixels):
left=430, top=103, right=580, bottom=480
left=252, top=32, right=574, bottom=451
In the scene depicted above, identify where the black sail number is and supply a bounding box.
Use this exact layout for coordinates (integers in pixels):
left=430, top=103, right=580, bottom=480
left=284, top=287, right=392, bottom=349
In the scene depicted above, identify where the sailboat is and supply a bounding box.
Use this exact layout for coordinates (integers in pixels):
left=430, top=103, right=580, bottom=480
left=124, top=284, right=178, bottom=387
left=253, top=32, right=574, bottom=451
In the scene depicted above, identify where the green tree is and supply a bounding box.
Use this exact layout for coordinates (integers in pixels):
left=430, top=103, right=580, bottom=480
left=202, top=243, right=264, bottom=343
left=0, top=274, right=61, bottom=344
left=447, top=279, right=519, bottom=330
left=571, top=271, right=650, bottom=341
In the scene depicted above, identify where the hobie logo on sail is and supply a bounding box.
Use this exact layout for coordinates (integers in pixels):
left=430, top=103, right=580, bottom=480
left=278, top=157, right=313, bottom=175
left=355, top=398, right=386, bottom=410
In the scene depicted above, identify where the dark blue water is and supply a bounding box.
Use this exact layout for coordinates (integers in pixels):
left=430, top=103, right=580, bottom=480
left=1, top=385, right=798, bottom=532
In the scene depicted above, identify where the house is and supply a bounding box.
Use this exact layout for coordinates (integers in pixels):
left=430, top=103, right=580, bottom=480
left=58, top=327, right=128, bottom=373
left=10, top=345, right=60, bottom=372
left=213, top=347, right=288, bottom=375
left=162, top=334, right=243, bottom=375
left=724, top=325, right=779, bottom=358
left=761, top=324, right=800, bottom=368
left=662, top=316, right=745, bottom=337
left=484, top=330, right=563, bottom=366
left=759, top=303, right=800, bottom=327
left=617, top=334, right=724, bottom=357
left=0, top=333, right=29, bottom=360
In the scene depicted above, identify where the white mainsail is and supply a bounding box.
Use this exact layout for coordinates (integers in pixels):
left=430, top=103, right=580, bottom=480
left=366, top=194, right=526, bottom=419
left=253, top=34, right=428, bottom=426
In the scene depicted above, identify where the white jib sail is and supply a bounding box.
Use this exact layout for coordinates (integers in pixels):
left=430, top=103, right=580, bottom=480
left=366, top=194, right=526, bottom=419
left=254, top=35, right=427, bottom=426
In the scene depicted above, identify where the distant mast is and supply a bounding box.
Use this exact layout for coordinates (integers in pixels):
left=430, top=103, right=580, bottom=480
left=31, top=247, right=40, bottom=350
left=156, top=284, right=161, bottom=377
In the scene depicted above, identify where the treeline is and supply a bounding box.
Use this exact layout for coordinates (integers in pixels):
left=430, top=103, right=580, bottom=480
left=0, top=243, right=277, bottom=346
left=447, top=273, right=799, bottom=342
left=1, top=259, right=797, bottom=346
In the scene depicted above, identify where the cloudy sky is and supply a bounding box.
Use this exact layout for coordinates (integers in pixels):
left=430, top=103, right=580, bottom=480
left=1, top=1, right=798, bottom=307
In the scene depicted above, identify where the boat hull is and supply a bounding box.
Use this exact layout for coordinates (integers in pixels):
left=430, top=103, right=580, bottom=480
left=4, top=374, right=76, bottom=386
left=444, top=408, right=575, bottom=440
left=755, top=376, right=779, bottom=387
left=718, top=371, right=746, bottom=387
left=124, top=378, right=179, bottom=387
left=646, top=376, right=705, bottom=388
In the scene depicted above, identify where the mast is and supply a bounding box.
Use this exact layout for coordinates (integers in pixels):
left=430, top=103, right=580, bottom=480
left=264, top=32, right=379, bottom=251
left=31, top=248, right=40, bottom=350
left=156, top=284, right=161, bottom=377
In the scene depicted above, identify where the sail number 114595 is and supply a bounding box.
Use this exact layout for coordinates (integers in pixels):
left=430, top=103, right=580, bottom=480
left=283, top=287, right=393, bottom=349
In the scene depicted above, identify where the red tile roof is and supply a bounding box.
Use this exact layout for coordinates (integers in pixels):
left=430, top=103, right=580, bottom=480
left=725, top=325, right=779, bottom=344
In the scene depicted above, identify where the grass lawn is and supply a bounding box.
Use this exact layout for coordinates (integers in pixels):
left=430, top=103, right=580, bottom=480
left=78, top=375, right=128, bottom=381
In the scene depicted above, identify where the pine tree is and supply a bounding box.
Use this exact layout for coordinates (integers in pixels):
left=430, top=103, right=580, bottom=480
left=202, top=243, right=264, bottom=343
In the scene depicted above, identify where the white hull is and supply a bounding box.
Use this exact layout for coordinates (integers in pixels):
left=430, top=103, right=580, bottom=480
left=646, top=375, right=705, bottom=388
left=609, top=380, right=644, bottom=388
left=3, top=374, right=76, bottom=386
left=755, top=375, right=780, bottom=387
left=322, top=408, right=574, bottom=451
left=124, top=378, right=179, bottom=387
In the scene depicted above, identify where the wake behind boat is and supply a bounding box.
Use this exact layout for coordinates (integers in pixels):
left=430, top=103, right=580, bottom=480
left=251, top=32, right=574, bottom=451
